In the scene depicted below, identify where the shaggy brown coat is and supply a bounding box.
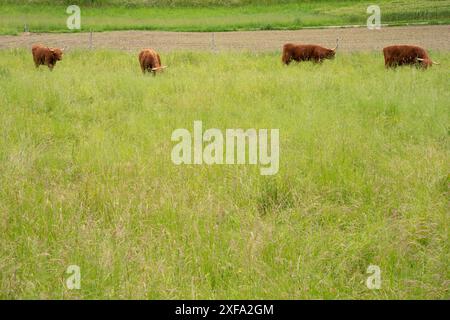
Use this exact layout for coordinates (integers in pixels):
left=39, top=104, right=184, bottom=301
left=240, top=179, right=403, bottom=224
left=32, top=44, right=64, bottom=70
left=138, top=49, right=167, bottom=75
left=383, top=45, right=437, bottom=69
left=282, top=42, right=338, bottom=65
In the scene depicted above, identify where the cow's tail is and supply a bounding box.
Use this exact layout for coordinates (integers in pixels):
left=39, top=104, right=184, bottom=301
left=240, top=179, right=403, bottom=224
left=282, top=44, right=291, bottom=65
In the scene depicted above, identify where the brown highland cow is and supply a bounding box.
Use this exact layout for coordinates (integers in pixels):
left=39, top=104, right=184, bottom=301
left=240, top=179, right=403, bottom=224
left=282, top=39, right=339, bottom=65
left=32, top=44, right=64, bottom=70
left=138, top=49, right=167, bottom=75
left=383, top=45, right=439, bottom=69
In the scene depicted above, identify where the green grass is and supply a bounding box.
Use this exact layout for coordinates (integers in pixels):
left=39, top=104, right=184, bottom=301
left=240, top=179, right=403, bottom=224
left=0, top=49, right=448, bottom=299
left=0, top=0, right=449, bottom=34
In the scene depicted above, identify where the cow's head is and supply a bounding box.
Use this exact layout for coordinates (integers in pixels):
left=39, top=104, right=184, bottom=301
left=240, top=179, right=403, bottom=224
left=326, top=49, right=336, bottom=59
left=327, top=38, right=339, bottom=59
left=151, top=65, right=168, bottom=73
left=50, top=48, right=64, bottom=61
left=416, top=57, right=438, bottom=68
left=326, top=39, right=339, bottom=59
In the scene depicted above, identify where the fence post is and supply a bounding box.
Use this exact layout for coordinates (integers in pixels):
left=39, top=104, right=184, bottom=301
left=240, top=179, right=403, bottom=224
left=89, top=29, right=93, bottom=49
left=211, top=32, right=217, bottom=53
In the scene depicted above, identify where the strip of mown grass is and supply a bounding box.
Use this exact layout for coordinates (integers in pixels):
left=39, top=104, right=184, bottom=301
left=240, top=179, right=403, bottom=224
left=0, top=0, right=449, bottom=34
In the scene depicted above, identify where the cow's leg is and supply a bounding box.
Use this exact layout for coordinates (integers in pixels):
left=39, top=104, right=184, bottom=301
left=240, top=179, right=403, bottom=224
left=44, top=55, right=55, bottom=71
left=149, top=64, right=157, bottom=76
left=385, top=58, right=394, bottom=69
left=388, top=61, right=396, bottom=68
left=282, top=51, right=291, bottom=65
left=33, top=55, right=43, bottom=69
left=140, top=62, right=146, bottom=74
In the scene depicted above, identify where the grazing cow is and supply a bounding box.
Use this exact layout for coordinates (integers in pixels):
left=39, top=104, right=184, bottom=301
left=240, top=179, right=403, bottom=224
left=383, top=45, right=439, bottom=69
left=138, top=49, right=167, bottom=75
left=32, top=44, right=64, bottom=70
left=282, top=39, right=339, bottom=65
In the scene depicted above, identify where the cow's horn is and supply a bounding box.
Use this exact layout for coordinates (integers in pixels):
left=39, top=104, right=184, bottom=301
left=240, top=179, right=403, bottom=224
left=151, top=66, right=168, bottom=71
left=332, top=38, right=339, bottom=51
left=432, top=61, right=440, bottom=65
left=416, top=58, right=425, bottom=61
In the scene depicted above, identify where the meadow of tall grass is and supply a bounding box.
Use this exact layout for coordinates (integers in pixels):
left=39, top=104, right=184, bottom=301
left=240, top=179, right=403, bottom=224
left=0, top=49, right=448, bottom=299
left=1, top=0, right=449, bottom=34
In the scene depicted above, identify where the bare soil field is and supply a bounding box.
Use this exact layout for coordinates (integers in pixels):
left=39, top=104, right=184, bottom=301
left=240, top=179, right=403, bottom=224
left=0, top=25, right=449, bottom=52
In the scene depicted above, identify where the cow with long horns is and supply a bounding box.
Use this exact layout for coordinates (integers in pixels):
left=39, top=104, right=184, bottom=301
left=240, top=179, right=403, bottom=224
left=282, top=39, right=339, bottom=65
left=383, top=45, right=439, bottom=69
left=138, top=48, right=167, bottom=75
